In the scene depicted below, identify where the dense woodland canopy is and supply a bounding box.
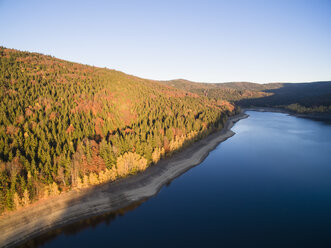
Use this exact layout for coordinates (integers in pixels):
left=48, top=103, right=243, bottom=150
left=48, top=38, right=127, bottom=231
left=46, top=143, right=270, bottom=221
left=0, top=47, right=237, bottom=213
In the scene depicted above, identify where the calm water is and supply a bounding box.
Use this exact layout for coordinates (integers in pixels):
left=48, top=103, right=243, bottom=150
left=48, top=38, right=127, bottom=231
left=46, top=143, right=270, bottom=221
left=28, top=111, right=331, bottom=248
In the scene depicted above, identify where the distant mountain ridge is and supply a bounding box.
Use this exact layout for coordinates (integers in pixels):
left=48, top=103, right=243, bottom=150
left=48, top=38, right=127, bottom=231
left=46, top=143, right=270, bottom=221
left=162, top=79, right=331, bottom=113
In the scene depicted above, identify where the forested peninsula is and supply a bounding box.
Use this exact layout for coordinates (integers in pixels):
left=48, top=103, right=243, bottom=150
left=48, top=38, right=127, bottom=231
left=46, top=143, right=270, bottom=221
left=0, top=47, right=237, bottom=214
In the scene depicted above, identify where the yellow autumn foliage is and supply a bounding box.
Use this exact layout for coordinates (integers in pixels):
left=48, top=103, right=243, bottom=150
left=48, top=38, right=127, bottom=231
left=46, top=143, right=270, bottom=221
left=88, top=172, right=99, bottom=185
left=21, top=189, right=30, bottom=206
left=76, top=177, right=84, bottom=189
left=82, top=175, right=89, bottom=188
left=49, top=182, right=60, bottom=196
left=116, top=152, right=147, bottom=177
left=97, top=168, right=117, bottom=183
left=12, top=192, right=21, bottom=210
left=152, top=147, right=166, bottom=164
left=41, top=182, right=60, bottom=198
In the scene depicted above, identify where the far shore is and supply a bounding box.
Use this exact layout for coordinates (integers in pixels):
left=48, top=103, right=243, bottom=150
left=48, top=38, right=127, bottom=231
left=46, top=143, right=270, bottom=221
left=243, top=107, right=331, bottom=121
left=0, top=112, right=248, bottom=248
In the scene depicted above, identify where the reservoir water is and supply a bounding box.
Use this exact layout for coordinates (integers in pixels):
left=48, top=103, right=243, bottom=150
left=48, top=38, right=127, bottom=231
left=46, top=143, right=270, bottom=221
left=25, top=111, right=331, bottom=248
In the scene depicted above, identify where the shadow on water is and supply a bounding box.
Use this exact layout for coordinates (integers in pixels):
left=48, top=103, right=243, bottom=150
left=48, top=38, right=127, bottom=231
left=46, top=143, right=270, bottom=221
left=17, top=199, right=146, bottom=248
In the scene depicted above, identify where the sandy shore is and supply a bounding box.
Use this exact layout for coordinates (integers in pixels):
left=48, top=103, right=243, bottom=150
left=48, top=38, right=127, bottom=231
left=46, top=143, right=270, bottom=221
left=0, top=112, right=248, bottom=248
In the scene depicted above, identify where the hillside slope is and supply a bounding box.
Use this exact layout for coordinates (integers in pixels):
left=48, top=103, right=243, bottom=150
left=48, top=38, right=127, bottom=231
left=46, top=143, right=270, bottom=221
left=0, top=47, right=236, bottom=213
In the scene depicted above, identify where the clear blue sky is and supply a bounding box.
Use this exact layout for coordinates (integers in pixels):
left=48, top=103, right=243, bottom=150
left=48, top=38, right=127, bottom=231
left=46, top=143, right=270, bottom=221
left=1, top=0, right=330, bottom=83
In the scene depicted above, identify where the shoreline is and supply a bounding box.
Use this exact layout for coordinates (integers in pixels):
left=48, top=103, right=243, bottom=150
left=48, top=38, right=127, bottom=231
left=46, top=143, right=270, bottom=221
left=243, top=107, right=331, bottom=122
left=0, top=112, right=248, bottom=248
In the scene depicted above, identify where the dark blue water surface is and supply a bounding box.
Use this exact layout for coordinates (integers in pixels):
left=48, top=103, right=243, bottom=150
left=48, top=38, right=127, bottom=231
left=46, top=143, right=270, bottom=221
left=33, top=111, right=331, bottom=248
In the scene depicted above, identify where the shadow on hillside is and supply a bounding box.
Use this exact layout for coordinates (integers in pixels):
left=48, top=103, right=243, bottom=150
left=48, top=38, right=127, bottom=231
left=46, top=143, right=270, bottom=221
left=236, top=81, right=331, bottom=107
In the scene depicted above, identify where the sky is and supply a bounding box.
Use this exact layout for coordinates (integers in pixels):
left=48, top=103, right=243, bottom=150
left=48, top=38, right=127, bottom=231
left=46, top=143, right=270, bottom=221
left=0, top=0, right=330, bottom=83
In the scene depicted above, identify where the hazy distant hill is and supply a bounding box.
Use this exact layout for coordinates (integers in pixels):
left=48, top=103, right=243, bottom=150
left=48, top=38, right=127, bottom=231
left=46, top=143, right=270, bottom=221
left=0, top=47, right=236, bottom=213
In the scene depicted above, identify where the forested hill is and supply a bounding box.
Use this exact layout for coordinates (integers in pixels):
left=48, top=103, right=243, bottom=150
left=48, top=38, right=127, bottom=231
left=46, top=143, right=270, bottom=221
left=0, top=47, right=236, bottom=213
left=236, top=81, right=331, bottom=113
left=162, top=79, right=275, bottom=102
left=163, top=79, right=331, bottom=113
